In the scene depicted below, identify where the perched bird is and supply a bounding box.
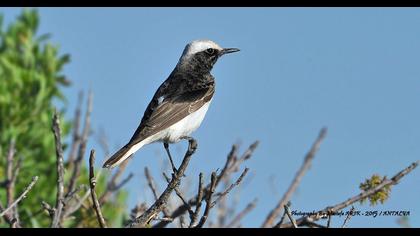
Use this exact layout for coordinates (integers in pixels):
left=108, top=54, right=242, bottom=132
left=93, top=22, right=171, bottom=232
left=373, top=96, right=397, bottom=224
left=103, top=39, right=240, bottom=169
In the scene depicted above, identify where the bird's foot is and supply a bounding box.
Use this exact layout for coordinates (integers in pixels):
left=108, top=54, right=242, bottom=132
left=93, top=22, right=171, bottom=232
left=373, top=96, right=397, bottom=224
left=181, top=136, right=197, bottom=154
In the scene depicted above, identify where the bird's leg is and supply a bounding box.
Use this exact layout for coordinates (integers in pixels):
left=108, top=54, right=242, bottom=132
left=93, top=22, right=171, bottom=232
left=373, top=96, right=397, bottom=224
left=163, top=142, right=178, bottom=174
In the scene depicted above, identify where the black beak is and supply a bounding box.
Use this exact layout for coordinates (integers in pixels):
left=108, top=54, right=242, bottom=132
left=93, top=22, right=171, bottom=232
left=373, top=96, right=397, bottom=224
left=220, top=48, right=240, bottom=56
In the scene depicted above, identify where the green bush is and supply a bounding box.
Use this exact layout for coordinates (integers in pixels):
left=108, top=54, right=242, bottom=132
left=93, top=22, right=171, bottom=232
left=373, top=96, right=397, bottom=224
left=0, top=9, right=128, bottom=228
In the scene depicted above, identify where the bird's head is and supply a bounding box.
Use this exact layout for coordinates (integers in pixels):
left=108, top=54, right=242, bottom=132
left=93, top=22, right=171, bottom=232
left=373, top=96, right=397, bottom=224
left=177, top=39, right=240, bottom=72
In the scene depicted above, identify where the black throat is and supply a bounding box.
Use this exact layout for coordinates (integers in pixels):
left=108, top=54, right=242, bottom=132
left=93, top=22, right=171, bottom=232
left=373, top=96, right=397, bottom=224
left=179, top=51, right=219, bottom=75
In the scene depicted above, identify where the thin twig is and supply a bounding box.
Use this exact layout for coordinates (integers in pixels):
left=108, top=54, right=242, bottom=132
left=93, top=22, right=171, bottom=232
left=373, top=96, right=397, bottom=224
left=263, top=128, right=327, bottom=227
left=284, top=204, right=298, bottom=228
left=51, top=110, right=65, bottom=228
left=214, top=144, right=238, bottom=187
left=89, top=149, right=107, bottom=228
left=10, top=156, right=22, bottom=196
left=0, top=202, right=19, bottom=228
left=67, top=91, right=84, bottom=166
left=126, top=138, right=198, bottom=228
left=62, top=189, right=91, bottom=218
left=162, top=173, right=191, bottom=211
left=67, top=90, right=92, bottom=196
left=97, top=127, right=110, bottom=157
left=112, top=173, right=134, bottom=192
left=5, top=140, right=21, bottom=227
left=211, top=168, right=249, bottom=208
left=161, top=172, right=194, bottom=224
left=179, top=215, right=186, bottom=228
left=130, top=203, right=147, bottom=220
left=63, top=184, right=88, bottom=205
left=145, top=167, right=159, bottom=200
left=327, top=211, right=332, bottom=228
left=226, top=198, right=258, bottom=228
left=152, top=217, right=173, bottom=222
left=99, top=157, right=132, bottom=204
left=143, top=169, right=172, bottom=218
left=273, top=201, right=293, bottom=228
left=189, top=173, right=204, bottom=227
left=216, top=175, right=229, bottom=227
left=6, top=140, right=16, bottom=209
left=0, top=176, right=39, bottom=217
left=341, top=206, right=355, bottom=228
left=280, top=161, right=419, bottom=228
left=195, top=172, right=217, bottom=228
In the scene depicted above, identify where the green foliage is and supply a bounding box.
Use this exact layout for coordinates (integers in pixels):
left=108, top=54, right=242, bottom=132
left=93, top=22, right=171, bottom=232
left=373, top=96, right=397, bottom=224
left=0, top=8, right=71, bottom=227
left=0, top=9, right=128, bottom=227
left=359, top=174, right=391, bottom=206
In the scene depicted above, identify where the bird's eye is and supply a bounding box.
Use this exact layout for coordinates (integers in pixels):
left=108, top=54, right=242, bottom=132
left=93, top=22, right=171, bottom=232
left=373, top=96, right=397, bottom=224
left=205, top=48, right=215, bottom=55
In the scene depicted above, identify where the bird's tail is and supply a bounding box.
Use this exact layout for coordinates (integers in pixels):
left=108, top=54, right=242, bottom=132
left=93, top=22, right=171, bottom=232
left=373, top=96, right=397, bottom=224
left=102, top=142, right=143, bottom=169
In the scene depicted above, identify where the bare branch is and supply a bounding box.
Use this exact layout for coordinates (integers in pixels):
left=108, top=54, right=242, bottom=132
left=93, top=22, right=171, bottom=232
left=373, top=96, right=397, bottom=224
left=179, top=215, right=186, bottom=228
left=10, top=155, right=22, bottom=196
left=67, top=91, right=84, bottom=166
left=216, top=141, right=258, bottom=187
left=130, top=203, right=147, bottom=220
left=195, top=172, right=217, bottom=228
left=280, top=161, right=419, bottom=228
left=112, top=173, right=134, bottom=191
left=51, top=110, right=65, bottom=228
left=226, top=198, right=258, bottom=228
left=126, top=138, right=198, bottom=228
left=99, top=158, right=132, bottom=204
left=154, top=172, right=193, bottom=228
left=216, top=175, right=229, bottom=227
left=62, top=188, right=91, bottom=218
left=145, top=167, right=159, bottom=201
left=5, top=140, right=21, bottom=227
left=263, top=128, right=327, bottom=227
left=211, top=168, right=249, bottom=208
left=97, top=127, right=110, bottom=157
left=0, top=202, right=20, bottom=228
left=88, top=149, right=107, bottom=228
left=284, top=204, right=298, bottom=228
left=273, top=202, right=289, bottom=228
left=327, top=210, right=332, bottom=228
left=341, top=206, right=355, bottom=228
left=162, top=172, right=193, bottom=216
left=63, top=184, right=88, bottom=205
left=6, top=140, right=16, bottom=208
left=143, top=168, right=172, bottom=219
left=189, top=172, right=204, bottom=227
left=0, top=176, right=39, bottom=217
left=67, top=90, right=92, bottom=196
left=152, top=217, right=173, bottom=222
left=215, top=144, right=238, bottom=187
left=89, top=149, right=107, bottom=228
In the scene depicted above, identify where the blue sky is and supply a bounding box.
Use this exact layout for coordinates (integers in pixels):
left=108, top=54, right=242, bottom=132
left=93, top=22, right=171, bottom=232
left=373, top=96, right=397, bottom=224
left=2, top=7, right=420, bottom=227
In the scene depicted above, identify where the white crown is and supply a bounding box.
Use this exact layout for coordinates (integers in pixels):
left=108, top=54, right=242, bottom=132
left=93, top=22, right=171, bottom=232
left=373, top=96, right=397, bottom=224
left=181, top=39, right=223, bottom=58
